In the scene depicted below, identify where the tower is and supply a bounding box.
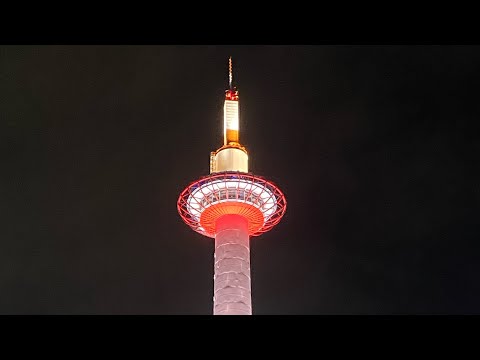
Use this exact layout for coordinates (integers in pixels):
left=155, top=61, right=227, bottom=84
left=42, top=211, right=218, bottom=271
left=177, top=58, right=287, bottom=315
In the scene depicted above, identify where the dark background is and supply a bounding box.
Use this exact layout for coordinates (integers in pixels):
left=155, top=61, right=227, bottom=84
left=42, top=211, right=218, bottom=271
left=1, top=45, right=479, bottom=314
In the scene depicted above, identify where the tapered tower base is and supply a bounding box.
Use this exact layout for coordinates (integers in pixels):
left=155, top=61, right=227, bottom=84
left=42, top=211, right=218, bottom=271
left=214, top=214, right=252, bottom=315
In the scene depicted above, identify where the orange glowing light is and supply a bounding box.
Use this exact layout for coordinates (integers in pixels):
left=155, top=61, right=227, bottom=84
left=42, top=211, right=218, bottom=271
left=200, top=201, right=265, bottom=235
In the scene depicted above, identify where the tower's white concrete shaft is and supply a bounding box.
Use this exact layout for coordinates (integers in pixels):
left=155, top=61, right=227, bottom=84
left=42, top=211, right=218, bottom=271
left=214, top=214, right=251, bottom=315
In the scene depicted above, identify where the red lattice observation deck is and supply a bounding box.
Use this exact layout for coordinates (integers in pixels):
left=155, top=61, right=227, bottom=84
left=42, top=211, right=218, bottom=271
left=177, top=171, right=287, bottom=238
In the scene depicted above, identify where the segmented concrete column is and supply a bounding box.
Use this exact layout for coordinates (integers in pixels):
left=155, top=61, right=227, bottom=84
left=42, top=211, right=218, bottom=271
left=213, top=214, right=251, bottom=315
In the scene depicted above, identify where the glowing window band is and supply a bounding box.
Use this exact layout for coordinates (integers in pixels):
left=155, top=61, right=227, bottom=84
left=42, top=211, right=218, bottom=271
left=186, top=178, right=277, bottom=222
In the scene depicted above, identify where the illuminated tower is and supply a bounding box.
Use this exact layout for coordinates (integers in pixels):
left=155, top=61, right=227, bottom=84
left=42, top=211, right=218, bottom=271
left=177, top=58, right=286, bottom=315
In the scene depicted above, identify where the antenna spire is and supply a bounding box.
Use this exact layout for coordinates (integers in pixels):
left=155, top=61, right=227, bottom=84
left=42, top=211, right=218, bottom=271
left=229, top=56, right=233, bottom=89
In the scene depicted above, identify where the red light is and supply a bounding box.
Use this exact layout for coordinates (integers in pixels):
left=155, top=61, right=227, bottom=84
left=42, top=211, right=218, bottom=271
left=225, top=90, right=239, bottom=101
left=200, top=202, right=265, bottom=235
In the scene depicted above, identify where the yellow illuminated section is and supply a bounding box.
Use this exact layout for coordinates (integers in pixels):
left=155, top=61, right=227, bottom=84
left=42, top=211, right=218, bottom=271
left=224, top=99, right=239, bottom=144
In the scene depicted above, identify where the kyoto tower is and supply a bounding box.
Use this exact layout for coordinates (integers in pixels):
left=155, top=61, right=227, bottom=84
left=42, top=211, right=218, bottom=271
left=177, top=58, right=287, bottom=315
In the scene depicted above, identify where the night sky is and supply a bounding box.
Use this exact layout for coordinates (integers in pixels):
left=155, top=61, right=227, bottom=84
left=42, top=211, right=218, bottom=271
left=2, top=45, right=479, bottom=314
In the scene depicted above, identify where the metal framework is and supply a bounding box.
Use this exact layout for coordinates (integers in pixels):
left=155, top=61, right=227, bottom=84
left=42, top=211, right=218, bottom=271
left=177, top=171, right=286, bottom=238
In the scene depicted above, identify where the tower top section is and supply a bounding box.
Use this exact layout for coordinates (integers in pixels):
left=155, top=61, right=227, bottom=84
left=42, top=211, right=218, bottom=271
left=178, top=57, right=287, bottom=240
left=225, top=56, right=239, bottom=101
left=210, top=57, right=247, bottom=173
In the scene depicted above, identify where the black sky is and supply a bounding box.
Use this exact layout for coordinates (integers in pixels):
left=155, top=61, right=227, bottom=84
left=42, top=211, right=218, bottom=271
left=1, top=45, right=479, bottom=314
